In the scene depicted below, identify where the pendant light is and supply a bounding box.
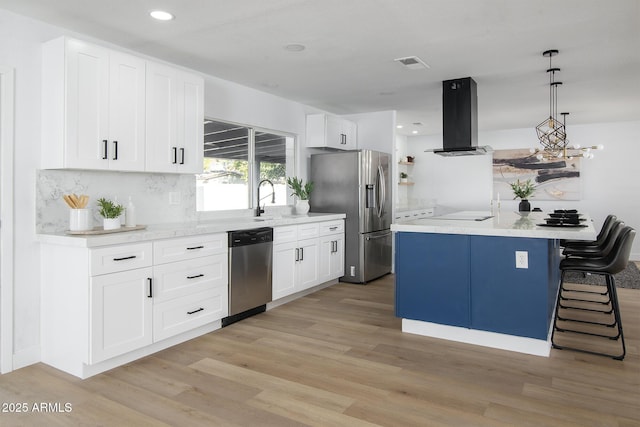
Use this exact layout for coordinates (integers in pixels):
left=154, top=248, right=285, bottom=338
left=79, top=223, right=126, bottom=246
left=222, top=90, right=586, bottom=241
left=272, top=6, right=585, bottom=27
left=533, top=50, right=603, bottom=160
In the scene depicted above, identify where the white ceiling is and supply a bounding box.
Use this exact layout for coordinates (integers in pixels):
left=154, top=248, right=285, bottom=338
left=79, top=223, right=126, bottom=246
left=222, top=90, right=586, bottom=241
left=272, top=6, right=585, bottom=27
left=1, top=0, right=639, bottom=136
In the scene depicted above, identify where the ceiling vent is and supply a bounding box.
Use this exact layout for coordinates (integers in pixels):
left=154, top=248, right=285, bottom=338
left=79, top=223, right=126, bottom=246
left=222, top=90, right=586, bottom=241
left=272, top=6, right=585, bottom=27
left=394, top=56, right=430, bottom=70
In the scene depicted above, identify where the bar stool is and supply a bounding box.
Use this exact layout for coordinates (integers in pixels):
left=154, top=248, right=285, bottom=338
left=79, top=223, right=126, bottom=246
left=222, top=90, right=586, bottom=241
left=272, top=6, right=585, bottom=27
left=563, top=219, right=624, bottom=258
left=560, top=214, right=617, bottom=249
left=551, top=226, right=636, bottom=360
left=559, top=220, right=625, bottom=308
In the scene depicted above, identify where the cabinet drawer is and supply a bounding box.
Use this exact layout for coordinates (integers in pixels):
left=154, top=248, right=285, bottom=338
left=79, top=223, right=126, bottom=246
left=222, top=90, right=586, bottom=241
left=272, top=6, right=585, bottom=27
left=90, top=243, right=153, bottom=276
left=153, top=287, right=227, bottom=341
left=297, top=223, right=319, bottom=240
left=319, top=220, right=344, bottom=236
left=274, top=225, right=297, bottom=244
left=154, top=233, right=227, bottom=264
left=152, top=254, right=228, bottom=303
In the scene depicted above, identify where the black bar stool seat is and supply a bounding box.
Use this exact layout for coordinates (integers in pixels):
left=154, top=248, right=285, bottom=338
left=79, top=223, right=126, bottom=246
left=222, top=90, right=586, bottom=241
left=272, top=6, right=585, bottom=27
left=561, top=214, right=616, bottom=249
left=563, top=220, right=624, bottom=258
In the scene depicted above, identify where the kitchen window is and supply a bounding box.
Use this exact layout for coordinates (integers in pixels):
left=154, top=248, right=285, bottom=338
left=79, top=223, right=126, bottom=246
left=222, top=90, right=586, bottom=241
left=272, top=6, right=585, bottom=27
left=197, top=118, right=295, bottom=211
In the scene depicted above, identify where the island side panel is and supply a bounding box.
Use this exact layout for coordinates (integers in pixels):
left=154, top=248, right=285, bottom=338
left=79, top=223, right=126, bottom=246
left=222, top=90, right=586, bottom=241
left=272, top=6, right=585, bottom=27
left=469, top=236, right=555, bottom=340
left=395, top=232, right=470, bottom=328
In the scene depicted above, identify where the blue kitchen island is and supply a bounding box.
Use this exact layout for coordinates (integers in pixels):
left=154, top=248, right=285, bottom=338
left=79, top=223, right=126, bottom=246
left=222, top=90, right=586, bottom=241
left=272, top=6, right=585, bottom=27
left=391, top=210, right=596, bottom=356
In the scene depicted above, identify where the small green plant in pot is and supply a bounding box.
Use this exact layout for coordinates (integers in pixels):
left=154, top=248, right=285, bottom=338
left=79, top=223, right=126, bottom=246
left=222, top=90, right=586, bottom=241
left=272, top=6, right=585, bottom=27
left=97, top=197, right=124, bottom=230
left=286, top=177, right=313, bottom=215
left=400, top=172, right=408, bottom=182
left=510, top=179, right=535, bottom=212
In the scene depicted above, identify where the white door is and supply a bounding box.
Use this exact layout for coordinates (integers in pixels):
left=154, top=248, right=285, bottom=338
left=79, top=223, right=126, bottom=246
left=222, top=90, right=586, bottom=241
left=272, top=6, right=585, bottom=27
left=90, top=267, right=153, bottom=363
left=0, top=66, right=15, bottom=373
left=297, top=237, right=319, bottom=291
left=65, top=39, right=110, bottom=169
left=272, top=241, right=297, bottom=300
left=176, top=71, right=204, bottom=173
left=107, top=51, right=146, bottom=171
left=146, top=61, right=178, bottom=172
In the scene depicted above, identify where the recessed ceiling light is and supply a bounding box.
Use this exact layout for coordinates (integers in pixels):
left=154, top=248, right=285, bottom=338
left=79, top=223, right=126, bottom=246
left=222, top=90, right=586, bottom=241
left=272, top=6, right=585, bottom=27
left=284, top=43, right=305, bottom=52
left=396, top=125, right=404, bottom=129
left=412, top=130, right=418, bottom=134
left=150, top=10, right=174, bottom=21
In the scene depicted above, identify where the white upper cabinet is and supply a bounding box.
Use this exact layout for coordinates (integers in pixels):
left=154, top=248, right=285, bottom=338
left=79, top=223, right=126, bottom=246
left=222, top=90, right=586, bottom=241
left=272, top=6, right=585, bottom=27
left=42, top=37, right=146, bottom=171
left=306, top=113, right=357, bottom=150
left=146, top=61, right=204, bottom=173
left=41, top=36, right=203, bottom=174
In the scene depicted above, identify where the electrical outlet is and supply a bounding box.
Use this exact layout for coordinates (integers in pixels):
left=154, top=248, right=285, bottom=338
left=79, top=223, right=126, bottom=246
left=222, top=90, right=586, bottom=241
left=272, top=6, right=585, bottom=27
left=515, top=251, right=528, bottom=269
left=169, top=192, right=181, bottom=205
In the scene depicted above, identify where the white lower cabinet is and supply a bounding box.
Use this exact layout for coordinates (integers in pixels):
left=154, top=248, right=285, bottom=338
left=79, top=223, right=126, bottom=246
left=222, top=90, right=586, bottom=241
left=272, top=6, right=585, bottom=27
left=90, top=267, right=153, bottom=364
left=272, top=220, right=344, bottom=301
left=40, top=233, right=228, bottom=378
left=319, top=221, right=345, bottom=283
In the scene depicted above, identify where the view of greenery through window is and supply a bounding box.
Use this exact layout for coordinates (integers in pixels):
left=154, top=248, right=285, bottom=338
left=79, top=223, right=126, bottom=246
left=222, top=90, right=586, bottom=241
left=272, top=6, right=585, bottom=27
left=197, top=119, right=294, bottom=211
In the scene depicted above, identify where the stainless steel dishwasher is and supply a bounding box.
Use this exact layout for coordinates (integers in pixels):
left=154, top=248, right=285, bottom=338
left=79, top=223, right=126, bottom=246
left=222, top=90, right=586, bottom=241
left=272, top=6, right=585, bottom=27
left=222, top=227, right=273, bottom=327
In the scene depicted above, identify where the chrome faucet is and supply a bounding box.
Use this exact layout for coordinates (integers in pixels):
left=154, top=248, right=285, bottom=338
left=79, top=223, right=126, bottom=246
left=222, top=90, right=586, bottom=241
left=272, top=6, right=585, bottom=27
left=256, top=179, right=275, bottom=216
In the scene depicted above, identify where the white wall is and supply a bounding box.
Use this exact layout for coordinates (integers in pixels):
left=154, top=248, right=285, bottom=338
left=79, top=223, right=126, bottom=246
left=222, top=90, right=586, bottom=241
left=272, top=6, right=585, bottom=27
left=403, top=121, right=640, bottom=259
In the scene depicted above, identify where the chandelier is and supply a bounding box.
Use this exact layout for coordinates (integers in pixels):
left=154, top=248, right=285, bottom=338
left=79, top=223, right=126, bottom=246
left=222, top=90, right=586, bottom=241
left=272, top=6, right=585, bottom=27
left=533, top=49, right=603, bottom=160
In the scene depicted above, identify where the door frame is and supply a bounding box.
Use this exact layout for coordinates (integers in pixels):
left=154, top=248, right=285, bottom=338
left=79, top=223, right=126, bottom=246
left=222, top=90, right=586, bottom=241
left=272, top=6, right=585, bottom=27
left=0, top=65, right=15, bottom=373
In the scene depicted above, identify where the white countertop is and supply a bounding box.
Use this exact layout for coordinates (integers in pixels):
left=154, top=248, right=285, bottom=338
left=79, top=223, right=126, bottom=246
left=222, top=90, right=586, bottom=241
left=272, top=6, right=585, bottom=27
left=37, top=213, right=346, bottom=248
left=391, top=210, right=597, bottom=240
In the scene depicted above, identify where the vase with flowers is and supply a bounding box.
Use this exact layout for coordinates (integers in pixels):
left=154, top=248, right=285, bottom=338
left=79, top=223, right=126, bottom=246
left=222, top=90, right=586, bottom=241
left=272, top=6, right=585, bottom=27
left=510, top=179, right=535, bottom=212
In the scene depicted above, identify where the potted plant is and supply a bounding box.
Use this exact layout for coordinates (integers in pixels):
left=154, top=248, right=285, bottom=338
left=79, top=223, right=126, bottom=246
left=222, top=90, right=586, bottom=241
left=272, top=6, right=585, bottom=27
left=400, top=172, right=408, bottom=183
left=510, top=179, right=535, bottom=212
left=97, top=197, right=124, bottom=230
left=286, top=177, right=313, bottom=215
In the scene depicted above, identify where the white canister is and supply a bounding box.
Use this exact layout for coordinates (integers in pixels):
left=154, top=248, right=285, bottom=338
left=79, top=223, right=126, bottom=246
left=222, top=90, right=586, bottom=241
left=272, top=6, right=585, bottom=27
left=69, top=209, right=92, bottom=231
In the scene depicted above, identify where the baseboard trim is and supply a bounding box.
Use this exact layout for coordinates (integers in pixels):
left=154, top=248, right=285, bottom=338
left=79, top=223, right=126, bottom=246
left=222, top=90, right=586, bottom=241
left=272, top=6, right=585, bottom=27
left=402, top=319, right=551, bottom=357
left=12, top=345, right=41, bottom=370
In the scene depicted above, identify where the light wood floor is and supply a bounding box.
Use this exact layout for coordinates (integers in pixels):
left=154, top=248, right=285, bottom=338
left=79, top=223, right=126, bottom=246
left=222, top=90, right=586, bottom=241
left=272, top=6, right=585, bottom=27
left=1, top=274, right=639, bottom=426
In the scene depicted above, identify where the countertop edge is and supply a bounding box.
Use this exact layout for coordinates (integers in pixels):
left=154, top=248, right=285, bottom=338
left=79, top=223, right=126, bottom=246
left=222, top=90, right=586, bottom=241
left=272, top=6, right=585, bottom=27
left=37, top=213, right=346, bottom=248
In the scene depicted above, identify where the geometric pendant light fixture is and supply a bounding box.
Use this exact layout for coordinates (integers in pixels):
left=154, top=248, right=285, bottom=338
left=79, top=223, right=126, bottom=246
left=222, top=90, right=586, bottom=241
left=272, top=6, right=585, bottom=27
left=535, top=49, right=568, bottom=158
left=533, top=49, right=603, bottom=160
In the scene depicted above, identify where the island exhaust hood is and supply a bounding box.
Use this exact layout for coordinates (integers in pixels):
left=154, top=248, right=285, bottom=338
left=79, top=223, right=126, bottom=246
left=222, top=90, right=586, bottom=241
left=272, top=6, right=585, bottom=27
left=431, top=77, right=491, bottom=156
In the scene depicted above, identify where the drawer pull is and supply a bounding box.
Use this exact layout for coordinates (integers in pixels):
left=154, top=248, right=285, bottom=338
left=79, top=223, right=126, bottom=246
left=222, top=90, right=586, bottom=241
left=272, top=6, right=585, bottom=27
left=187, top=307, right=204, bottom=315
left=186, top=245, right=204, bottom=250
left=113, top=255, right=136, bottom=261
left=187, top=274, right=204, bottom=279
left=329, top=226, right=338, bottom=231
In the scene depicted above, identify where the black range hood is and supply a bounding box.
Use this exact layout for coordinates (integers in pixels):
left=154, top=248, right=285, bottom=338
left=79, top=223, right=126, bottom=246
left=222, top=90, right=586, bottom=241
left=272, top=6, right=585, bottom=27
left=433, top=77, right=490, bottom=156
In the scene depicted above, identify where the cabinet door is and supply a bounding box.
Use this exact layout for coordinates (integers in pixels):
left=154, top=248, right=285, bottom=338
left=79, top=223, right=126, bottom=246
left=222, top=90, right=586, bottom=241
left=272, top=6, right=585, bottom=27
left=176, top=71, right=204, bottom=173
left=90, top=267, right=153, bottom=364
left=297, top=237, right=319, bottom=291
left=319, top=234, right=345, bottom=283
left=146, top=61, right=178, bottom=172
left=107, top=51, right=146, bottom=171
left=65, top=39, right=110, bottom=169
left=272, top=241, right=297, bottom=300
left=325, top=114, right=344, bottom=148
left=330, top=234, right=345, bottom=278
left=341, top=119, right=357, bottom=150
left=146, top=62, right=204, bottom=173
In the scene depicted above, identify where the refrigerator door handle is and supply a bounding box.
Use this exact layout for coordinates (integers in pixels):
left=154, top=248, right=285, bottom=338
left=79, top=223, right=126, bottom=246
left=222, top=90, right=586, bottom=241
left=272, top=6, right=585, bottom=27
left=376, top=165, right=386, bottom=218
left=365, top=231, right=392, bottom=240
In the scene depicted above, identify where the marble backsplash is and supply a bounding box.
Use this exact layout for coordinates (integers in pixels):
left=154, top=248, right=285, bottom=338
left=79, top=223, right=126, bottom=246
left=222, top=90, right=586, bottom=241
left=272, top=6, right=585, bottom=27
left=37, top=170, right=198, bottom=233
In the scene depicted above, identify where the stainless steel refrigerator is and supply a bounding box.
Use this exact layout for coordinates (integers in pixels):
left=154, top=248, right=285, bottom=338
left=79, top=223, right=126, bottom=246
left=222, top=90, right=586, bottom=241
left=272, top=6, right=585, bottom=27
left=310, top=150, right=392, bottom=283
